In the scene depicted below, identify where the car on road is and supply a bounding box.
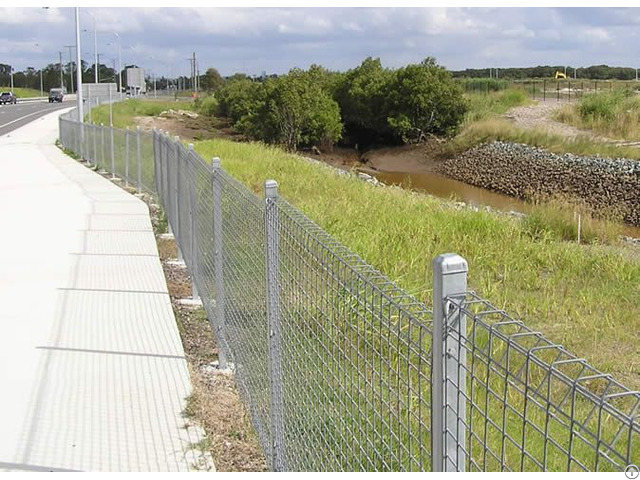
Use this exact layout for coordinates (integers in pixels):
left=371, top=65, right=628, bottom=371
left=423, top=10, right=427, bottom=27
left=49, top=88, right=64, bottom=103
left=0, top=92, right=17, bottom=105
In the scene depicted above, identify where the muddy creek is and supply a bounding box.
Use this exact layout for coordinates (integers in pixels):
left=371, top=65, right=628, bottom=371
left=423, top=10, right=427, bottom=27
left=374, top=170, right=640, bottom=239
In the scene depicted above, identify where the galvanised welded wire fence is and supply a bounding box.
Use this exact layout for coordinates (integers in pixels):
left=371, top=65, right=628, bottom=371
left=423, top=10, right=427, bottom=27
left=58, top=109, right=640, bottom=472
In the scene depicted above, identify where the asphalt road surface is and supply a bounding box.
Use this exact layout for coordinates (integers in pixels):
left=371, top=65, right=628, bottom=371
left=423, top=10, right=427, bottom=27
left=0, top=100, right=74, bottom=137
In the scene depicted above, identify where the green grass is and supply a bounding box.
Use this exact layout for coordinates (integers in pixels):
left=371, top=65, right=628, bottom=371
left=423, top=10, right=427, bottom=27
left=1, top=87, right=44, bottom=98
left=192, top=137, right=640, bottom=388
left=188, top=137, right=639, bottom=470
left=88, top=98, right=195, bottom=128
left=458, top=78, right=511, bottom=94
left=464, top=88, right=532, bottom=123
left=555, top=89, right=640, bottom=141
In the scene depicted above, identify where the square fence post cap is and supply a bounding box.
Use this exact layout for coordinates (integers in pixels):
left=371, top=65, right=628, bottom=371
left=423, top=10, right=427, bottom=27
left=432, top=253, right=468, bottom=275
left=265, top=180, right=278, bottom=198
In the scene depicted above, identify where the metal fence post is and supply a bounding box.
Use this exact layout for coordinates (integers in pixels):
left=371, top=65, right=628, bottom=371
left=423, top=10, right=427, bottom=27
left=211, top=157, right=227, bottom=369
left=110, top=124, right=115, bottom=179
left=174, top=136, right=184, bottom=263
left=432, top=253, right=468, bottom=472
left=101, top=124, right=105, bottom=166
left=136, top=126, right=142, bottom=193
left=265, top=180, right=285, bottom=471
left=92, top=124, right=97, bottom=166
left=124, top=127, right=130, bottom=187
left=187, top=143, right=200, bottom=301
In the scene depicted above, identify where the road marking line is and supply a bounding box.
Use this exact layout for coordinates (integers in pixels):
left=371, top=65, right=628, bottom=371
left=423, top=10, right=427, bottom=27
left=0, top=106, right=64, bottom=129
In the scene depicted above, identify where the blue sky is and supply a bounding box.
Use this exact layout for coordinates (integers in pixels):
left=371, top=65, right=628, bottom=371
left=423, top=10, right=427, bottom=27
left=1, top=6, right=639, bottom=78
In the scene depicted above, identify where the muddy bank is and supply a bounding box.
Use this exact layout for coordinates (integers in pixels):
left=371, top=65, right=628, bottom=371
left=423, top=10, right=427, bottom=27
left=438, top=141, right=640, bottom=226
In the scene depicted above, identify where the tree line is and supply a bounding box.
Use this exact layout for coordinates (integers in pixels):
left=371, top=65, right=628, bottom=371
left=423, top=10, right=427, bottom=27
left=0, top=62, right=170, bottom=94
left=214, top=57, right=467, bottom=151
left=451, top=65, right=640, bottom=80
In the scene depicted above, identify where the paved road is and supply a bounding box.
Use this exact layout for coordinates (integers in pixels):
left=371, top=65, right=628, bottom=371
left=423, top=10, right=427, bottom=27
left=0, top=100, right=74, bottom=137
left=0, top=108, right=211, bottom=471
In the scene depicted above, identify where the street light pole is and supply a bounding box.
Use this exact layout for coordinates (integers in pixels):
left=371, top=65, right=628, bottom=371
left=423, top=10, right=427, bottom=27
left=59, top=51, right=64, bottom=90
left=64, top=45, right=75, bottom=93
left=89, top=11, right=97, bottom=84
left=114, top=31, right=122, bottom=99
left=75, top=7, right=84, bottom=124
left=10, top=66, right=14, bottom=90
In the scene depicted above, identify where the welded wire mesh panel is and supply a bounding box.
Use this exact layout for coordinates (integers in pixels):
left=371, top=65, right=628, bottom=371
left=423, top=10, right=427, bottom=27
left=111, top=127, right=127, bottom=180
left=215, top=169, right=272, bottom=464
left=274, top=198, right=433, bottom=471
left=442, top=293, right=640, bottom=472
left=174, top=143, right=193, bottom=266
left=139, top=130, right=155, bottom=193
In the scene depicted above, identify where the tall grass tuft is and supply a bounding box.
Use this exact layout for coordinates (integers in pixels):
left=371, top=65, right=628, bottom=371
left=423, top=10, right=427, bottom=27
left=522, top=195, right=623, bottom=244
left=555, top=89, right=640, bottom=141
left=465, top=88, right=531, bottom=123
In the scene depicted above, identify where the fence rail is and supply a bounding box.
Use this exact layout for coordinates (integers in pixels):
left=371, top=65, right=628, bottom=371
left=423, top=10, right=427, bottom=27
left=58, top=107, right=640, bottom=472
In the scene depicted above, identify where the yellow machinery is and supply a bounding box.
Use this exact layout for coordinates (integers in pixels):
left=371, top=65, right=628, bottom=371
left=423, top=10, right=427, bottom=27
left=555, top=71, right=567, bottom=79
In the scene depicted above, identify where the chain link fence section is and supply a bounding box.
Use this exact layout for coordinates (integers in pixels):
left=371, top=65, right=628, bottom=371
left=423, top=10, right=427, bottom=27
left=58, top=110, right=640, bottom=472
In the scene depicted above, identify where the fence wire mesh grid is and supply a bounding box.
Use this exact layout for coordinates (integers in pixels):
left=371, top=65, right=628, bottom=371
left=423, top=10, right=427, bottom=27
left=58, top=108, right=640, bottom=472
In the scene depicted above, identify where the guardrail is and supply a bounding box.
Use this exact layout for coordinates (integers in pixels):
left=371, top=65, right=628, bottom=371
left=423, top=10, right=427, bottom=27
left=57, top=109, right=640, bottom=472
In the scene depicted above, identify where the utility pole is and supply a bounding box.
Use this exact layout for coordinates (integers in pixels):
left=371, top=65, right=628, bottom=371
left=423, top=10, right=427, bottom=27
left=64, top=45, right=75, bottom=93
left=97, top=53, right=101, bottom=82
left=10, top=66, right=13, bottom=90
left=59, top=51, right=64, bottom=89
left=195, top=57, right=199, bottom=98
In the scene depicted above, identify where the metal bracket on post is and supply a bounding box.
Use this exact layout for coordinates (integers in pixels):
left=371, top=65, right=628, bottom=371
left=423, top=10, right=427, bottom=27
left=136, top=125, right=142, bottom=193
left=432, top=253, right=468, bottom=473
left=265, top=180, right=285, bottom=471
left=187, top=143, right=200, bottom=302
left=211, top=157, right=227, bottom=370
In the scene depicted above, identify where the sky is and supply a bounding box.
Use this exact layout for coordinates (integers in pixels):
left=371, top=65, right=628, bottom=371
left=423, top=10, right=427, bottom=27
left=1, top=5, right=639, bottom=78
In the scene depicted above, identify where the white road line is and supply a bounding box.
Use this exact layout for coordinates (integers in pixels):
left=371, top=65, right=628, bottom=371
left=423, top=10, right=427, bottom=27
left=0, top=107, right=62, bottom=129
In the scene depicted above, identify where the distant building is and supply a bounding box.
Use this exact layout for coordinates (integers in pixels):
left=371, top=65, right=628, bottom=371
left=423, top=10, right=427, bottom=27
left=126, top=67, right=146, bottom=96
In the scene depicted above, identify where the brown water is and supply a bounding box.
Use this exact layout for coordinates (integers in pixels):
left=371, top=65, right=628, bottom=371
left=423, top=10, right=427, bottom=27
left=375, top=170, right=640, bottom=239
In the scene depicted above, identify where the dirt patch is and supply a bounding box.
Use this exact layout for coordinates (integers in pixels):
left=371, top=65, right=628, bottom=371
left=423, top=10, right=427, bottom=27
left=306, top=139, right=447, bottom=175
left=503, top=99, right=619, bottom=143
left=156, top=228, right=267, bottom=472
left=135, top=114, right=242, bottom=143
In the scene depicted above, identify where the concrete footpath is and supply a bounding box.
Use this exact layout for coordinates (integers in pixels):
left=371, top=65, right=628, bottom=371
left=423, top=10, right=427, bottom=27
left=0, top=110, right=211, bottom=471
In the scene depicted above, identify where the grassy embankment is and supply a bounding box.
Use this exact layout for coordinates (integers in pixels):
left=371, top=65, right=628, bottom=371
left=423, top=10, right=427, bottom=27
left=89, top=100, right=639, bottom=385
left=449, top=87, right=640, bottom=160
left=555, top=89, right=640, bottom=142
left=193, top=138, right=639, bottom=470
left=88, top=98, right=195, bottom=128
left=90, top=98, right=640, bottom=469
